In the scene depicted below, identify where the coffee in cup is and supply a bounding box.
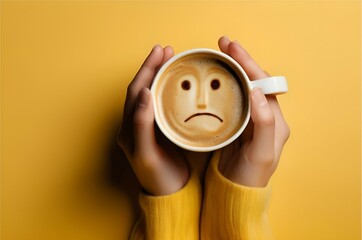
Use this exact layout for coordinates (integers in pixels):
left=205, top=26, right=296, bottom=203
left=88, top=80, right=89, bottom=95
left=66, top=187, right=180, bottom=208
left=151, top=48, right=287, bottom=152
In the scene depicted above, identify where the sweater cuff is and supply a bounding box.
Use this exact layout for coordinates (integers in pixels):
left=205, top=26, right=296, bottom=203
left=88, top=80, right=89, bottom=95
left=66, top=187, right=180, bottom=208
left=209, top=150, right=271, bottom=206
left=201, top=150, right=272, bottom=240
left=134, top=172, right=201, bottom=240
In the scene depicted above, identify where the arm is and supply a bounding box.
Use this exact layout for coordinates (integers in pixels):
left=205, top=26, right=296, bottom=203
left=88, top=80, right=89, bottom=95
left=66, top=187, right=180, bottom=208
left=117, top=45, right=200, bottom=239
left=201, top=151, right=272, bottom=240
left=217, top=36, right=290, bottom=188
left=201, top=37, right=289, bottom=239
left=131, top=171, right=201, bottom=240
left=117, top=45, right=189, bottom=196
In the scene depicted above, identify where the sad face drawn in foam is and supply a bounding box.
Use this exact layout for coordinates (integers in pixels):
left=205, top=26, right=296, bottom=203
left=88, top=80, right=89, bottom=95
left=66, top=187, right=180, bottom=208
left=156, top=55, right=247, bottom=148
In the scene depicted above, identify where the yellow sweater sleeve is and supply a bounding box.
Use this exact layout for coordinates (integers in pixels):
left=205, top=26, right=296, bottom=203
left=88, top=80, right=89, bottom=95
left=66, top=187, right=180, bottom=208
left=130, top=171, right=202, bottom=240
left=201, top=150, right=273, bottom=240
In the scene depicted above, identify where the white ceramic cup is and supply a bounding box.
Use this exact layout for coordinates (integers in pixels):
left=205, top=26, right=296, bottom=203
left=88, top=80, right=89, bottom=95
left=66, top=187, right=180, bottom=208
left=151, top=48, right=288, bottom=152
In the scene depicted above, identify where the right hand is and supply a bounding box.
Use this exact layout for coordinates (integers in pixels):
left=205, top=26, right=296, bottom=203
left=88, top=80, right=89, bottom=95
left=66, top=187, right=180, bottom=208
left=117, top=45, right=190, bottom=196
left=217, top=37, right=290, bottom=187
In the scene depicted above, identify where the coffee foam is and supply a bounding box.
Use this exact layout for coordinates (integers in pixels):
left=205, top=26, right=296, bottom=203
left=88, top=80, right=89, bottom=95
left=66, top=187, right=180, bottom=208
left=154, top=53, right=248, bottom=148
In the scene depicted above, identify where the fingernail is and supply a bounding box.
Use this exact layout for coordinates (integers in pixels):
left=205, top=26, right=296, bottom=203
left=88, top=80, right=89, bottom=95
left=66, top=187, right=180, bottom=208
left=151, top=44, right=161, bottom=53
left=155, top=44, right=162, bottom=49
left=233, top=40, right=241, bottom=46
left=137, top=88, right=150, bottom=107
left=251, top=87, right=267, bottom=106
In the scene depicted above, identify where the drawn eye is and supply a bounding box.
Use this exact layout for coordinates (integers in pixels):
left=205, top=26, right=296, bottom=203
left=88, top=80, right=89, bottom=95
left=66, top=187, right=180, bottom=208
left=181, top=80, right=191, bottom=90
left=211, top=79, right=220, bottom=90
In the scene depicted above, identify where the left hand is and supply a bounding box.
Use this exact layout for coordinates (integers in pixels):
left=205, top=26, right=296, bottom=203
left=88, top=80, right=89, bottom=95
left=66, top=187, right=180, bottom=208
left=217, top=36, right=290, bottom=187
left=117, top=45, right=190, bottom=196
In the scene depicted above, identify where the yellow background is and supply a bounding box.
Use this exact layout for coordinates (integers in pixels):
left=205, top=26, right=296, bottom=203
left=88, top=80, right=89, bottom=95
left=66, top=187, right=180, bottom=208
left=1, top=1, right=361, bottom=240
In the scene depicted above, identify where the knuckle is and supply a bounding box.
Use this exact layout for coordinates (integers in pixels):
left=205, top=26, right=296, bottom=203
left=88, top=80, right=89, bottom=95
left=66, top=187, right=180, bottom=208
left=260, top=153, right=275, bottom=166
left=133, top=110, right=152, bottom=126
left=117, top=130, right=129, bottom=150
left=284, top=124, right=291, bottom=140
left=259, top=112, right=275, bottom=126
left=132, top=152, right=158, bottom=172
left=258, top=154, right=275, bottom=169
left=127, top=82, right=139, bottom=98
left=116, top=125, right=134, bottom=154
left=245, top=148, right=275, bottom=169
left=117, top=135, right=127, bottom=150
left=280, top=120, right=291, bottom=143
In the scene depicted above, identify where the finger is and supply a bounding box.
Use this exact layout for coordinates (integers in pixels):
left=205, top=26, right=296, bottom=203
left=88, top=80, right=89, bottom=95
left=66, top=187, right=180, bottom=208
left=246, top=88, right=275, bottom=166
left=161, top=45, right=174, bottom=65
left=267, top=96, right=290, bottom=153
left=218, top=36, right=231, bottom=54
left=133, top=45, right=164, bottom=89
left=124, top=45, right=164, bottom=118
left=133, top=88, right=157, bottom=156
left=228, top=41, right=269, bottom=80
left=119, top=45, right=164, bottom=147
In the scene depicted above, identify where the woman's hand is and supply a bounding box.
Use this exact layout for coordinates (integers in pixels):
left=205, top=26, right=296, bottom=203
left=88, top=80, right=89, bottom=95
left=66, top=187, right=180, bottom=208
left=117, top=45, right=189, bottom=196
left=217, top=36, right=290, bottom=187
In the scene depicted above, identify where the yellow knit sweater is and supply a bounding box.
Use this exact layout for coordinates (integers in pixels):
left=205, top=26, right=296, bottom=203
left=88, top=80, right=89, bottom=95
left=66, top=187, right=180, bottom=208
left=130, top=150, right=272, bottom=240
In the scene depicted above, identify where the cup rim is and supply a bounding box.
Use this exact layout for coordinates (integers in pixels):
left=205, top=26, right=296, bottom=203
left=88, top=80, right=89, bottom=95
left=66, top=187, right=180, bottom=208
left=151, top=48, right=252, bottom=152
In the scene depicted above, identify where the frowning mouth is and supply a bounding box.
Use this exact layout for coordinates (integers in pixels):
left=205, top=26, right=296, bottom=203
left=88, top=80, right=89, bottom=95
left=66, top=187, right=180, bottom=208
left=184, top=113, right=223, bottom=123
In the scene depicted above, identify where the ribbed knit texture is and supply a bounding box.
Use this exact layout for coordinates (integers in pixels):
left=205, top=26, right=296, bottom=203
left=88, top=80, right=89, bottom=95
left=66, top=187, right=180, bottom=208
left=131, top=171, right=202, bottom=240
left=201, top=150, right=272, bottom=240
left=130, top=150, right=272, bottom=240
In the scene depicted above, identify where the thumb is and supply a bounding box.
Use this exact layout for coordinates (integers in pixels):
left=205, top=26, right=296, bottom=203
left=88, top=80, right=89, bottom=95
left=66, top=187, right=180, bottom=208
left=133, top=88, right=156, bottom=154
left=247, top=88, right=275, bottom=165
